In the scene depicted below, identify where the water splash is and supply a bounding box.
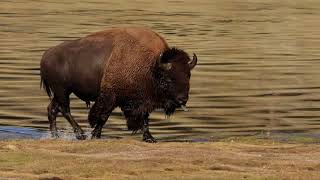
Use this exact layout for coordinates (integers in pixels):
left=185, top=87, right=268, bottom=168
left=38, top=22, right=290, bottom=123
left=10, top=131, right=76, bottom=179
left=41, top=126, right=92, bottom=140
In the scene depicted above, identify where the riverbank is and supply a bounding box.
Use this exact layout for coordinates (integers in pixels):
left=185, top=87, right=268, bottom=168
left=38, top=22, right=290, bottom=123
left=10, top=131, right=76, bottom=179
left=0, top=138, right=319, bottom=179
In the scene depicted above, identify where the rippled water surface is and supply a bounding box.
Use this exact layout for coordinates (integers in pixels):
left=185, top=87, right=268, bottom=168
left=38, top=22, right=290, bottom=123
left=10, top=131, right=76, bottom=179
left=1, top=0, right=320, bottom=140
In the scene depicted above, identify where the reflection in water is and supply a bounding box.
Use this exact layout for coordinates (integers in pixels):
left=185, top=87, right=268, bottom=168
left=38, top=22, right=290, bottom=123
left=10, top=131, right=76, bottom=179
left=1, top=0, right=320, bottom=140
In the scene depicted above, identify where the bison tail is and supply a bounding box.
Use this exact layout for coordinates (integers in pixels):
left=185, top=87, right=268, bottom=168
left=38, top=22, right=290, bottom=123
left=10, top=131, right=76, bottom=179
left=40, top=76, right=52, bottom=98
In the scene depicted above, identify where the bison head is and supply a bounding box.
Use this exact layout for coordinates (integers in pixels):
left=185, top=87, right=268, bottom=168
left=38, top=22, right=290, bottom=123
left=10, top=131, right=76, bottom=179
left=154, top=48, right=197, bottom=115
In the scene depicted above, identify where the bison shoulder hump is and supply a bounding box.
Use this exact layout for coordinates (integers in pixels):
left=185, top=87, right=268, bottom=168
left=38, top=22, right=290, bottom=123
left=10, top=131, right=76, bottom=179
left=123, top=27, right=169, bottom=54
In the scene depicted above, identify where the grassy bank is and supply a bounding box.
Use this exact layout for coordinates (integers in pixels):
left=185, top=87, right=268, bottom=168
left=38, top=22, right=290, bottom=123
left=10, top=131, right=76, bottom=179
left=0, top=138, right=319, bottom=180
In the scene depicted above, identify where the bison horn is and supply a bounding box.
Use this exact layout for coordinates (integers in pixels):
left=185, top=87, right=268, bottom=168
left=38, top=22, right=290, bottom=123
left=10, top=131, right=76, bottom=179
left=189, top=53, right=197, bottom=70
left=157, top=53, right=172, bottom=70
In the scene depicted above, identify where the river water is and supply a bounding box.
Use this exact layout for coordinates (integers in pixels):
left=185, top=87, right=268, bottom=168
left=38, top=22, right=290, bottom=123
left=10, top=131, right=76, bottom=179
left=1, top=0, right=320, bottom=141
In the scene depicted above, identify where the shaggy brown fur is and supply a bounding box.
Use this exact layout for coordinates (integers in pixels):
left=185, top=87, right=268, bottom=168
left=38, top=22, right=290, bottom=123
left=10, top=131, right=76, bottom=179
left=40, top=26, right=197, bottom=142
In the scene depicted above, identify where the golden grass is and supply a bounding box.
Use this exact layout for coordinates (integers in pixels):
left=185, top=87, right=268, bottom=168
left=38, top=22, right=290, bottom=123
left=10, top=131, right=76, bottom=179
left=0, top=138, right=319, bottom=180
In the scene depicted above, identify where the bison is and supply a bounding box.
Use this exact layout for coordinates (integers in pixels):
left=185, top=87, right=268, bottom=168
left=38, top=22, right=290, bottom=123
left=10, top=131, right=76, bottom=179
left=40, top=26, right=197, bottom=142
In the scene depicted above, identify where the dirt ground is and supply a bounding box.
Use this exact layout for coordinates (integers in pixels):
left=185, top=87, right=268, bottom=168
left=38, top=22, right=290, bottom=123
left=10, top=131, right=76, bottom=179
left=0, top=138, right=319, bottom=180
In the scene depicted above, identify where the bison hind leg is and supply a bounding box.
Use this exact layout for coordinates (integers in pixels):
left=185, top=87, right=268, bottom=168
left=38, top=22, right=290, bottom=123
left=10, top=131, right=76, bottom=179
left=47, top=97, right=59, bottom=138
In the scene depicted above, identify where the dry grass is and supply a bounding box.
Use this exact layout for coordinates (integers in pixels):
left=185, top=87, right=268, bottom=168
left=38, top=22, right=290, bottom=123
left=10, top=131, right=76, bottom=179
left=0, top=138, right=319, bottom=180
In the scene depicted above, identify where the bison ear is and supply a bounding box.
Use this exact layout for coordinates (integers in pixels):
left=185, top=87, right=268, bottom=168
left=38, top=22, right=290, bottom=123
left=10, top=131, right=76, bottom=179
left=189, top=53, right=197, bottom=70
left=157, top=53, right=172, bottom=71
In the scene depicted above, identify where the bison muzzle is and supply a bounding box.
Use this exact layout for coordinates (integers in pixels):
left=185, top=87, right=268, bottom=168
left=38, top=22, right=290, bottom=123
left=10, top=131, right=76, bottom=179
left=40, top=26, right=197, bottom=142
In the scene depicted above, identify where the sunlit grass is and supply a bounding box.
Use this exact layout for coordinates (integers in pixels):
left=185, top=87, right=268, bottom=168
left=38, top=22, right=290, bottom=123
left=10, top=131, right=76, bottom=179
left=0, top=138, right=319, bottom=179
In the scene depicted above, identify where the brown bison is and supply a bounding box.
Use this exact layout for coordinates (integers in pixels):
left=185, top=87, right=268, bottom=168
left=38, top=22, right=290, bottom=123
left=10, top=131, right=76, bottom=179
left=40, top=26, right=197, bottom=142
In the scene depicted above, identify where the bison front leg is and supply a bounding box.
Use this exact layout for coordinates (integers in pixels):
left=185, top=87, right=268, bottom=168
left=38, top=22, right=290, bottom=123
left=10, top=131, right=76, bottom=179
left=123, top=110, right=156, bottom=143
left=142, top=113, right=157, bottom=143
left=89, top=93, right=115, bottom=139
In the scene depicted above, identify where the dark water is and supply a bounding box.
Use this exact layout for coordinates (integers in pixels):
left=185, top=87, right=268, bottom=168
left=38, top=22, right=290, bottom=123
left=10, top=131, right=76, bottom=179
left=1, top=0, right=320, bottom=141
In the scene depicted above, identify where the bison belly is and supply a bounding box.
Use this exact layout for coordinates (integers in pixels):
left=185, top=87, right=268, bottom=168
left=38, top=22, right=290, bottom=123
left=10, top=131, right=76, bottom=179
left=68, top=39, right=113, bottom=102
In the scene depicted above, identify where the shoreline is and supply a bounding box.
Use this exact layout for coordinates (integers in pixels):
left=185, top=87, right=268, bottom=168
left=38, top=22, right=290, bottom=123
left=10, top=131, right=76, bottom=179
left=1, top=125, right=320, bottom=144
left=0, top=138, right=319, bottom=179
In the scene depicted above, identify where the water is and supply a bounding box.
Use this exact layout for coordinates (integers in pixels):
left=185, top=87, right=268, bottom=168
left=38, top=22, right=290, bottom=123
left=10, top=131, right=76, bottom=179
left=1, top=0, right=320, bottom=141
left=0, top=126, right=43, bottom=139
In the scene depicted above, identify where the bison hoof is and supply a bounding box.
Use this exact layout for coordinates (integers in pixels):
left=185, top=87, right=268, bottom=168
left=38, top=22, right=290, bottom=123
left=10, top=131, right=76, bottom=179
left=50, top=131, right=59, bottom=139
left=144, top=137, right=157, bottom=143
left=91, top=130, right=102, bottom=139
left=91, top=135, right=101, bottom=139
left=76, top=134, right=87, bottom=140
left=143, top=134, right=157, bottom=143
